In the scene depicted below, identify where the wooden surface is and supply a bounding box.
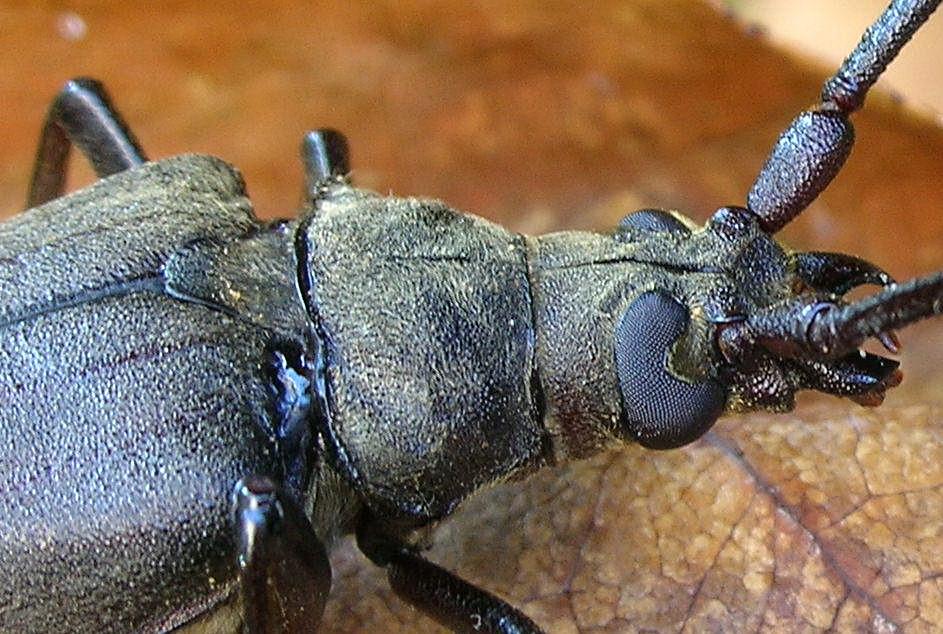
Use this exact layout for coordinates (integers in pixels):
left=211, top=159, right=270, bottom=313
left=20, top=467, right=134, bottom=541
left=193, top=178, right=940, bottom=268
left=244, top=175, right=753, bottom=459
left=2, top=1, right=943, bottom=632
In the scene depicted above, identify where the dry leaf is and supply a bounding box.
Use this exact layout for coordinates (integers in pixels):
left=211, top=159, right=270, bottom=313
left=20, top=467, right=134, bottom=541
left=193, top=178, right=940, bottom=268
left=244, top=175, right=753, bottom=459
left=1, top=1, right=943, bottom=632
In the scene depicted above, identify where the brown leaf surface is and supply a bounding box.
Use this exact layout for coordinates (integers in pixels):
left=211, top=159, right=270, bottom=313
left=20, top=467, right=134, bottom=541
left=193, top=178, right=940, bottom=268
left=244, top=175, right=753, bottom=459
left=2, top=1, right=943, bottom=632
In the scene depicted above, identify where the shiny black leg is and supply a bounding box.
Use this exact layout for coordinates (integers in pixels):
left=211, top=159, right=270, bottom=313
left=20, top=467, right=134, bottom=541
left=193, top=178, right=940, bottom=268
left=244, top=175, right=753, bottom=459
left=357, top=523, right=544, bottom=634
left=234, top=475, right=332, bottom=634
left=300, top=129, right=350, bottom=199
left=28, top=77, right=147, bottom=208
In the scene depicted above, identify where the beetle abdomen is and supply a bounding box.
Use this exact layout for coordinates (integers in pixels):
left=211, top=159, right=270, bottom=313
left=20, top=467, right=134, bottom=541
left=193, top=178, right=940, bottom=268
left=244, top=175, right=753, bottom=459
left=0, top=156, right=287, bottom=631
left=0, top=155, right=257, bottom=328
left=0, top=292, right=281, bottom=632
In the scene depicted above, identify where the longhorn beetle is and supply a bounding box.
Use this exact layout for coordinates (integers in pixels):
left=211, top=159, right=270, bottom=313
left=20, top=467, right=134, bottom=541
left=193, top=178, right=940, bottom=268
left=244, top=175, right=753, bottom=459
left=1, top=1, right=942, bottom=632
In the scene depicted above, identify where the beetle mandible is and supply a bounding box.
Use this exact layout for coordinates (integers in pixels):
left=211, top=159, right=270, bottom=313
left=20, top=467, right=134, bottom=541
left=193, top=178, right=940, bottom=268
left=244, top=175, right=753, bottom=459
left=2, top=1, right=943, bottom=632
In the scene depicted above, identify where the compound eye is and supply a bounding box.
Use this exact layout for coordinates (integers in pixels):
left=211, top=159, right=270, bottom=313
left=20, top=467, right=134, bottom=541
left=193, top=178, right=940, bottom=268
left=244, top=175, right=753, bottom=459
left=616, top=209, right=690, bottom=238
left=615, top=291, right=726, bottom=449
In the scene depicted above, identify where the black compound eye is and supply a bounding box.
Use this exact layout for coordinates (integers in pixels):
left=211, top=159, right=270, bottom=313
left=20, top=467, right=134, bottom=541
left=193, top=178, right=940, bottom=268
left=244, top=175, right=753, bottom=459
left=615, top=291, right=726, bottom=449
left=616, top=209, right=690, bottom=238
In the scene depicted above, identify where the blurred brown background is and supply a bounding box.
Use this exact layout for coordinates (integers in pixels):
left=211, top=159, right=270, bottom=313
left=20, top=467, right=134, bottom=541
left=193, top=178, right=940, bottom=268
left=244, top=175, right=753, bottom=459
left=2, top=1, right=942, bottom=245
left=730, top=0, right=943, bottom=116
left=2, top=2, right=943, bottom=632
left=3, top=1, right=941, bottom=321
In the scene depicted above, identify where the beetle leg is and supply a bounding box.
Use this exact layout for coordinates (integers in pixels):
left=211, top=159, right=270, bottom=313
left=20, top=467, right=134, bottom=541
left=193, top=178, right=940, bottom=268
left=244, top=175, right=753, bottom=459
left=357, top=522, right=544, bottom=634
left=27, top=77, right=147, bottom=208
left=234, top=475, right=332, bottom=634
left=301, top=129, right=351, bottom=199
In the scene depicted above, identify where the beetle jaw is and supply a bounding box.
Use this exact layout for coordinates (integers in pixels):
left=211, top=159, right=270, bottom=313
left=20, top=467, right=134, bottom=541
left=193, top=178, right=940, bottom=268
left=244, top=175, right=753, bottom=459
left=714, top=299, right=905, bottom=414
left=702, top=209, right=907, bottom=414
left=627, top=205, right=910, bottom=422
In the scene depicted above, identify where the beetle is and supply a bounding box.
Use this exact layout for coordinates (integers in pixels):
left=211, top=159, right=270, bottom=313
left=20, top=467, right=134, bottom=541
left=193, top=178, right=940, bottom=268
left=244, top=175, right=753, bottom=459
left=1, top=1, right=942, bottom=632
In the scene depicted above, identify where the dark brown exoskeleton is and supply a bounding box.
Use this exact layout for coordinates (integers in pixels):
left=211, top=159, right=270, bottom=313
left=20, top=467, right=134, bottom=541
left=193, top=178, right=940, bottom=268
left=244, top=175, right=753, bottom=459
left=1, top=1, right=942, bottom=632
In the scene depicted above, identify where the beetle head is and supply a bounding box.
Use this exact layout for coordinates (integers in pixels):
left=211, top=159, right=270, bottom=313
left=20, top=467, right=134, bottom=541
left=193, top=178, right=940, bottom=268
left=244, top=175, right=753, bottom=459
left=608, top=204, right=943, bottom=450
